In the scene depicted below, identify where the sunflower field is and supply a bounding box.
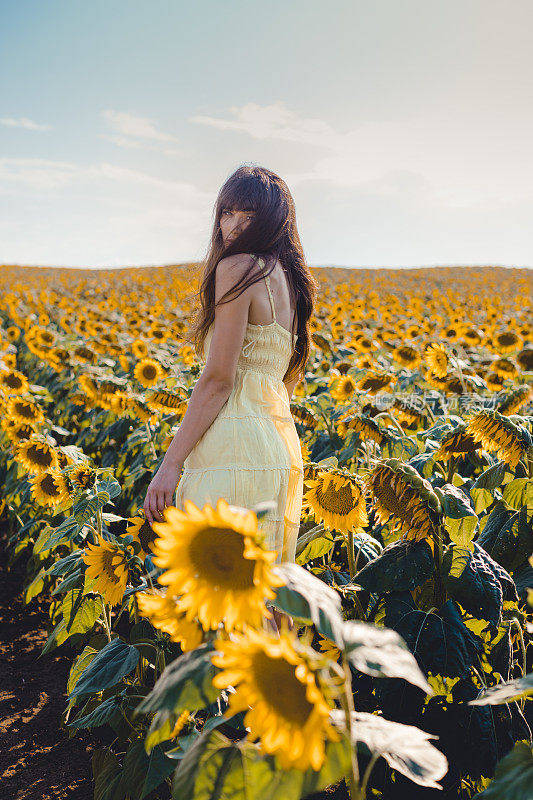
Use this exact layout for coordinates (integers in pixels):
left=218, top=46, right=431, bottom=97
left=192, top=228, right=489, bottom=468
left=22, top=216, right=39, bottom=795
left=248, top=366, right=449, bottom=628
left=0, top=262, right=532, bottom=800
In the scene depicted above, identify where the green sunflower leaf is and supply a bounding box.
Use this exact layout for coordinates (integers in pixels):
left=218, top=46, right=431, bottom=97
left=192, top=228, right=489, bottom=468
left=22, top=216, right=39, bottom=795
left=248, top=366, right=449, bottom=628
left=330, top=709, right=448, bottom=789
left=471, top=742, right=533, bottom=799
left=470, top=673, right=533, bottom=705
left=270, top=562, right=345, bottom=644
left=341, top=620, right=431, bottom=692
left=70, top=637, right=139, bottom=697
left=172, top=726, right=352, bottom=800
left=122, top=737, right=176, bottom=800
left=136, top=642, right=219, bottom=716
left=354, top=539, right=434, bottom=594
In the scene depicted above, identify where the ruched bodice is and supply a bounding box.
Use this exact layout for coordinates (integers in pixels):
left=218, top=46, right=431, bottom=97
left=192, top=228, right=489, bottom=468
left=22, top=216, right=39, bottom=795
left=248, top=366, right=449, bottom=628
left=174, top=257, right=304, bottom=565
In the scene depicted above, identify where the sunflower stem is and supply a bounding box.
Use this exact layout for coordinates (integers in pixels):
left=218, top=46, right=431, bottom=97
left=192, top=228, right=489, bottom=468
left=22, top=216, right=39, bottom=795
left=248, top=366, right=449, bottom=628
left=145, top=421, right=158, bottom=460
left=360, top=752, right=379, bottom=798
left=373, top=412, right=405, bottom=437
left=340, top=652, right=362, bottom=799
left=512, top=617, right=527, bottom=712
left=446, top=455, right=456, bottom=485
left=347, top=528, right=356, bottom=580
left=527, top=448, right=533, bottom=479
left=96, top=508, right=103, bottom=538
left=432, top=528, right=446, bottom=608
left=100, top=597, right=112, bottom=642
left=424, top=402, right=436, bottom=424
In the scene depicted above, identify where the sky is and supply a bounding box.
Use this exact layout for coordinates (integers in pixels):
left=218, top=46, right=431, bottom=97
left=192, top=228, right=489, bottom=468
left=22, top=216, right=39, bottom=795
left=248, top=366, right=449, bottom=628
left=1, top=0, right=532, bottom=269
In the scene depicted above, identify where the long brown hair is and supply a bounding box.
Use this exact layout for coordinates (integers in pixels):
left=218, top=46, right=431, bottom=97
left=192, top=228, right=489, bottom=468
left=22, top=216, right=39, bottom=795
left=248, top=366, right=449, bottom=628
left=187, top=164, right=318, bottom=383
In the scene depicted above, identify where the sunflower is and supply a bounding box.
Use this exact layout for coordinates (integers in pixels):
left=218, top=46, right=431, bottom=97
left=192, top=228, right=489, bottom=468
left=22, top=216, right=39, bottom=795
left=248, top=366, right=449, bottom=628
left=353, top=335, right=374, bottom=353
left=150, top=498, right=286, bottom=632
left=516, top=347, right=533, bottom=371
left=496, top=385, right=532, bottom=416
left=300, top=439, right=311, bottom=461
left=492, top=330, right=522, bottom=354
left=462, top=328, right=483, bottom=347
left=78, top=374, right=98, bottom=398
left=290, top=403, right=319, bottom=428
left=435, top=423, right=481, bottom=461
left=118, top=354, right=130, bottom=372
left=311, top=332, right=331, bottom=354
left=330, top=375, right=357, bottom=402
left=356, top=354, right=374, bottom=370
left=83, top=535, right=129, bottom=606
left=491, top=358, right=518, bottom=380
left=365, top=459, right=441, bottom=542
left=15, top=436, right=60, bottom=474
left=1, top=419, right=37, bottom=444
left=30, top=470, right=71, bottom=508
left=0, top=368, right=29, bottom=394
left=136, top=590, right=204, bottom=651
left=73, top=345, right=98, bottom=364
left=131, top=339, right=149, bottom=359
left=424, top=370, right=449, bottom=390
left=146, top=388, right=188, bottom=413
left=485, top=371, right=505, bottom=392
left=465, top=410, right=532, bottom=469
left=392, top=345, right=421, bottom=368
left=134, top=357, right=165, bottom=388
left=126, top=396, right=158, bottom=424
left=6, top=326, right=21, bottom=343
left=390, top=398, right=423, bottom=428
left=336, top=414, right=385, bottom=445
left=211, top=625, right=342, bottom=771
left=126, top=510, right=157, bottom=559
left=1, top=352, right=17, bottom=370
left=316, top=632, right=342, bottom=662
left=424, top=343, right=449, bottom=378
left=6, top=396, right=45, bottom=426
left=357, top=371, right=395, bottom=394
left=70, top=463, right=96, bottom=489
left=303, top=469, right=368, bottom=533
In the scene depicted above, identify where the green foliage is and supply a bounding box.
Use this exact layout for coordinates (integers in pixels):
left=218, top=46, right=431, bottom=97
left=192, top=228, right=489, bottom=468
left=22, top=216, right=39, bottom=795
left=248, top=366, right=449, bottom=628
left=355, top=539, right=434, bottom=593
left=136, top=642, right=220, bottom=718
left=70, top=638, right=139, bottom=697
left=473, top=742, right=533, bottom=799
left=172, top=726, right=352, bottom=800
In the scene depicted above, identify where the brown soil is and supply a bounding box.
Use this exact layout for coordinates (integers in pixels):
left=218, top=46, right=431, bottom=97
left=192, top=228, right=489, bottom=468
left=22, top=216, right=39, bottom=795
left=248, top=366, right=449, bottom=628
left=0, top=531, right=96, bottom=800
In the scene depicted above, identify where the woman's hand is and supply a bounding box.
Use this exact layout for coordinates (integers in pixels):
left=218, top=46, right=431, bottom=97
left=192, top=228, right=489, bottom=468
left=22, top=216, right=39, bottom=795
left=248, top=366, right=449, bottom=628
left=143, top=460, right=183, bottom=525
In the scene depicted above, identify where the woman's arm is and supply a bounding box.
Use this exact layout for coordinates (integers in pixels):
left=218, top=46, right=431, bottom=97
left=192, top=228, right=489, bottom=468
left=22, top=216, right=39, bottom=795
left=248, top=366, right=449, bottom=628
left=161, top=253, right=253, bottom=469
left=144, top=255, right=254, bottom=523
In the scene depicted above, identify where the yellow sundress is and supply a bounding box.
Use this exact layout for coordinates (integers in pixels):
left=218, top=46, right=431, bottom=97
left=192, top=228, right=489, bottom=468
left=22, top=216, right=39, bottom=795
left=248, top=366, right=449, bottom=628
left=174, top=256, right=304, bottom=565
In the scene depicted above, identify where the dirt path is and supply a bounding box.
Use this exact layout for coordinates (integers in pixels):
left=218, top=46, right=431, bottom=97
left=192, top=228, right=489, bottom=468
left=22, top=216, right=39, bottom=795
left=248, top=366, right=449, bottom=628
left=0, top=532, right=95, bottom=799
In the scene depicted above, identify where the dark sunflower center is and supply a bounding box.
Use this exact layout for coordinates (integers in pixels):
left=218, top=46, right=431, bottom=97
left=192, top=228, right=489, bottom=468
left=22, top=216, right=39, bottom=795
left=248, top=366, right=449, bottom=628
left=101, top=549, right=120, bottom=583
left=188, top=527, right=255, bottom=589
left=252, top=650, right=314, bottom=725
left=27, top=444, right=54, bottom=467
left=316, top=479, right=355, bottom=515
left=15, top=401, right=36, bottom=420
left=142, top=365, right=157, bottom=380
left=40, top=474, right=61, bottom=497
left=498, top=333, right=517, bottom=346
left=4, top=373, right=24, bottom=389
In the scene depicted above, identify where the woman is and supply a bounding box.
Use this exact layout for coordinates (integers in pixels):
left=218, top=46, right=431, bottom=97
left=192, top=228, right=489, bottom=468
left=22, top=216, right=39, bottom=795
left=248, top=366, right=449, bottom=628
left=143, top=164, right=318, bottom=634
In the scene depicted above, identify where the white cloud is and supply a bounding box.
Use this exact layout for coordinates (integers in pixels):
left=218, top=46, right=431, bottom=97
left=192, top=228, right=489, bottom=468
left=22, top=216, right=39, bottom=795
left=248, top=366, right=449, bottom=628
left=0, top=157, right=197, bottom=194
left=190, top=102, right=342, bottom=149
left=100, top=110, right=184, bottom=155
left=191, top=102, right=533, bottom=210
left=0, top=116, right=52, bottom=131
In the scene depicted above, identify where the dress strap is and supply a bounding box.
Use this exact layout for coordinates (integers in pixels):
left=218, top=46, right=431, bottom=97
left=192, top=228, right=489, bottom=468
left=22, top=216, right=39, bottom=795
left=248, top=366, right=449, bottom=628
left=257, top=257, right=276, bottom=323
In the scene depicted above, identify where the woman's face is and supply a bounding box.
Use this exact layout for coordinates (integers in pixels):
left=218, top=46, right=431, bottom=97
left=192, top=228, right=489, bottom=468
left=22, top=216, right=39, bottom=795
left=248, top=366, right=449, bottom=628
left=219, top=207, right=255, bottom=246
